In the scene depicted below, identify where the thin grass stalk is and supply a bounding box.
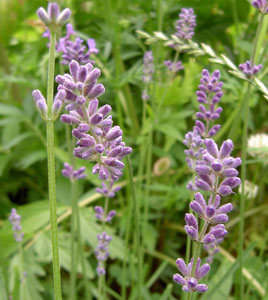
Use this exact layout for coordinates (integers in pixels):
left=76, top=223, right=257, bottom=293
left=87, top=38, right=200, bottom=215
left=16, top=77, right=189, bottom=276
left=126, top=156, right=142, bottom=299
left=19, top=243, right=25, bottom=300
left=239, top=12, right=266, bottom=298
left=70, top=179, right=78, bottom=300
left=45, top=30, right=62, bottom=300
left=76, top=207, right=91, bottom=300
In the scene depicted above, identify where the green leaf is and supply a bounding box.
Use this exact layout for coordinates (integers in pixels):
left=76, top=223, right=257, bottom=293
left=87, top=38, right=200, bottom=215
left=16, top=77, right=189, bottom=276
left=156, top=123, right=183, bottom=141
left=0, top=269, right=8, bottom=300
left=0, top=132, right=33, bottom=152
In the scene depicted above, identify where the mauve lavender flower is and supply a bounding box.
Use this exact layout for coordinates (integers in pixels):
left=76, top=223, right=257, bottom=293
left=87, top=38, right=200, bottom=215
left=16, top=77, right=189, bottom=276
left=94, top=206, right=116, bottom=223
left=62, top=162, right=86, bottom=180
left=142, top=51, right=154, bottom=101
left=142, top=51, right=154, bottom=83
left=173, top=258, right=210, bottom=293
left=195, top=138, right=241, bottom=196
left=57, top=24, right=98, bottom=65
left=96, top=181, right=121, bottom=198
left=9, top=208, right=24, bottom=242
left=239, top=60, right=263, bottom=77
left=37, top=2, right=71, bottom=28
left=164, top=60, right=184, bottom=73
left=32, top=89, right=66, bottom=120
left=175, top=8, right=196, bottom=40
left=251, top=0, right=268, bottom=13
left=195, top=69, right=223, bottom=138
left=190, top=192, right=233, bottom=225
left=95, top=232, right=112, bottom=275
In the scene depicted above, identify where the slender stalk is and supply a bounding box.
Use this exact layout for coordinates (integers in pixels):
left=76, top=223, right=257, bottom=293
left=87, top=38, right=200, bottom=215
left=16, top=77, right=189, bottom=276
left=126, top=157, right=142, bottom=299
left=19, top=243, right=25, bottom=300
left=45, top=30, right=62, bottom=300
left=70, top=179, right=78, bottom=300
left=239, top=12, right=265, bottom=298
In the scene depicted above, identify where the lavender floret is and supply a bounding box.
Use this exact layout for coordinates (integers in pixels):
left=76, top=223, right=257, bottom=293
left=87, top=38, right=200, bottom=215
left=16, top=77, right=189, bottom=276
left=9, top=208, right=24, bottom=242
left=239, top=60, right=262, bottom=78
left=251, top=0, right=268, bottom=13
left=175, top=8, right=196, bottom=40
left=37, top=2, right=71, bottom=28
left=164, top=60, right=184, bottom=73
left=62, top=162, right=86, bottom=180
left=173, top=258, right=210, bottom=293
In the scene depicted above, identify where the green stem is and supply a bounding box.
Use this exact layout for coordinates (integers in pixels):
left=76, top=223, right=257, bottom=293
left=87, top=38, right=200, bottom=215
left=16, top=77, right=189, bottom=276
left=19, top=243, right=25, bottom=300
left=126, top=156, right=142, bottom=299
left=76, top=207, right=91, bottom=300
left=70, top=179, right=77, bottom=300
left=46, top=30, right=62, bottom=300
left=239, top=12, right=265, bottom=298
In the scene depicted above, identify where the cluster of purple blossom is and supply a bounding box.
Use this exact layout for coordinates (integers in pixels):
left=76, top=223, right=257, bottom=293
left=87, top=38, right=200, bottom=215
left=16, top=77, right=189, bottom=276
left=175, top=8, right=196, bottom=40
left=239, top=60, right=262, bottom=78
left=62, top=162, right=86, bottom=181
left=141, top=51, right=154, bottom=101
left=34, top=2, right=132, bottom=278
left=94, top=205, right=116, bottom=275
left=43, top=23, right=98, bottom=65
left=9, top=208, right=24, bottom=243
left=174, top=67, right=242, bottom=294
left=251, top=0, right=268, bottom=13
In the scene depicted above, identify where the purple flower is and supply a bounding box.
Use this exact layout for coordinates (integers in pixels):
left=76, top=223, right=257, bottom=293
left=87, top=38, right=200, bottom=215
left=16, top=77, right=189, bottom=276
left=96, top=181, right=121, bottom=198
left=195, top=69, right=223, bottom=138
left=95, top=232, right=112, bottom=276
left=62, top=162, right=86, bottom=180
left=251, top=0, right=268, bottom=13
left=94, top=206, right=116, bottom=223
left=173, top=258, right=210, bottom=293
left=195, top=138, right=241, bottom=196
left=190, top=192, right=233, bottom=225
left=141, top=51, right=154, bottom=101
left=142, top=51, right=154, bottom=83
left=239, top=60, right=263, bottom=77
left=57, top=24, right=98, bottom=65
left=175, top=8, right=196, bottom=40
left=37, top=2, right=71, bottom=28
left=164, top=60, right=184, bottom=73
left=9, top=208, right=24, bottom=242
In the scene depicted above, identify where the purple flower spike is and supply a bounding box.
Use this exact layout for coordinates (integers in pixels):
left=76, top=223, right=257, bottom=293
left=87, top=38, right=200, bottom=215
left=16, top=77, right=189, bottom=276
left=194, top=70, right=223, bottom=138
left=9, top=208, right=24, bottom=242
left=141, top=51, right=154, bottom=101
left=44, top=23, right=98, bottom=65
left=61, top=163, right=86, bottom=181
left=95, top=232, right=112, bottom=276
left=173, top=257, right=210, bottom=293
left=96, top=181, right=121, bottom=198
left=37, top=3, right=71, bottom=28
left=251, top=0, right=268, bottom=13
left=175, top=8, right=196, bottom=40
left=239, top=60, right=263, bottom=77
left=164, top=60, right=184, bottom=73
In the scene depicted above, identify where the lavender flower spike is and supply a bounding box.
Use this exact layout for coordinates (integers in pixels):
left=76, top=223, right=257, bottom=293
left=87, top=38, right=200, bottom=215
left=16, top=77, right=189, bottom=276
left=251, top=0, right=268, bottom=13
left=9, top=208, right=24, bottom=242
left=95, top=232, right=112, bottom=275
left=173, top=258, right=210, bottom=293
left=62, top=162, right=86, bottom=180
left=142, top=51, right=154, bottom=101
left=239, top=60, right=263, bottom=78
left=37, top=2, right=71, bottom=29
left=164, top=60, right=184, bottom=73
left=175, top=8, right=196, bottom=40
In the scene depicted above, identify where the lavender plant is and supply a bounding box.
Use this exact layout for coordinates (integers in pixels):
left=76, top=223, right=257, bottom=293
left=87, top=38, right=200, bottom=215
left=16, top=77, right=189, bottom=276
left=174, top=69, right=241, bottom=297
left=58, top=59, right=132, bottom=296
left=33, top=3, right=71, bottom=299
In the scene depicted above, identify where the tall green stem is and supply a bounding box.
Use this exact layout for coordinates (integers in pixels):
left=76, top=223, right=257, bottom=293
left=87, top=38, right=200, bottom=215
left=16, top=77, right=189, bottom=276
left=239, top=12, right=265, bottom=298
left=126, top=157, right=142, bottom=299
left=70, top=179, right=78, bottom=300
left=46, top=30, right=62, bottom=300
